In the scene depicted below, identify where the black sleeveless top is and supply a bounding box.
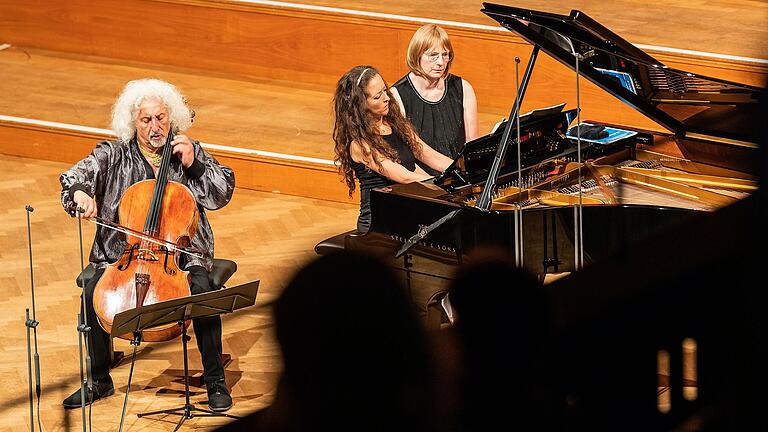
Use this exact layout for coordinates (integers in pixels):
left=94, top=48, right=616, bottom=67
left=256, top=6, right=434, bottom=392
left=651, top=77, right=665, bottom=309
left=393, top=73, right=465, bottom=160
left=352, top=132, right=416, bottom=233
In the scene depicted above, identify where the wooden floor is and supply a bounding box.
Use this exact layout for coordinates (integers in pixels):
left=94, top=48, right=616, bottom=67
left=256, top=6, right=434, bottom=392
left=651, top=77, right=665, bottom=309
left=0, top=154, right=358, bottom=432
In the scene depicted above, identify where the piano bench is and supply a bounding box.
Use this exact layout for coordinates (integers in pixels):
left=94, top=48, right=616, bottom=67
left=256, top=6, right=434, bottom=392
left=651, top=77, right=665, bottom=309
left=314, top=229, right=359, bottom=255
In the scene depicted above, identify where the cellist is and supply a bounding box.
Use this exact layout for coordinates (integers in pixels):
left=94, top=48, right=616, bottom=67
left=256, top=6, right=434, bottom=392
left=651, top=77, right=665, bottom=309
left=59, top=79, right=236, bottom=411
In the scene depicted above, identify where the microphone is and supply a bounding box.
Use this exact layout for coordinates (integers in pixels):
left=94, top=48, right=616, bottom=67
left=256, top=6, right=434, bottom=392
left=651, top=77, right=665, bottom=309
left=66, top=202, right=86, bottom=217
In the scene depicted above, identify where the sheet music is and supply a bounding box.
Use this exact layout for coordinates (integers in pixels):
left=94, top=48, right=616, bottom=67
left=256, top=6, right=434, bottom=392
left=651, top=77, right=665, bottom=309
left=491, top=102, right=567, bottom=134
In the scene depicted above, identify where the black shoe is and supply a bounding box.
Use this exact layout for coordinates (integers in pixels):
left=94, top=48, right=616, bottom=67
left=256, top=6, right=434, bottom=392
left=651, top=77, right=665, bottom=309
left=63, top=379, right=115, bottom=409
left=206, top=379, right=232, bottom=412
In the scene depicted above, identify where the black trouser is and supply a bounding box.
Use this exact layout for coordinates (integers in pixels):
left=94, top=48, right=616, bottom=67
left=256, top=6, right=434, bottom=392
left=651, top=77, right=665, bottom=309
left=83, top=265, right=224, bottom=384
left=357, top=189, right=371, bottom=233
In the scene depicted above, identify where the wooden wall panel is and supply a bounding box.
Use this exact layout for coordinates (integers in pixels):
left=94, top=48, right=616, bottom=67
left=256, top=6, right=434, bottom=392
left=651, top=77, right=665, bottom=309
left=290, top=0, right=768, bottom=61
left=0, top=120, right=358, bottom=204
left=0, top=0, right=764, bottom=121
left=0, top=123, right=109, bottom=165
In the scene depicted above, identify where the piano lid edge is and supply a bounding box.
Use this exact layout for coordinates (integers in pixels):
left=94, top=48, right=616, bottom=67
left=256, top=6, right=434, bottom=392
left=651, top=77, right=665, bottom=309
left=481, top=2, right=765, bottom=145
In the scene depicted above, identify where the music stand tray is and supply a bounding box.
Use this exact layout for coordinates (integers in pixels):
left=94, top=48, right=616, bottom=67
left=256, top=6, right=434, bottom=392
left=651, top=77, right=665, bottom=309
left=111, top=280, right=259, bottom=431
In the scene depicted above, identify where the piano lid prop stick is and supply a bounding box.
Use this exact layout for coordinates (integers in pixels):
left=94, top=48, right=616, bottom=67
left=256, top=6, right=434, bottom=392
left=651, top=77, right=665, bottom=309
left=476, top=46, right=540, bottom=211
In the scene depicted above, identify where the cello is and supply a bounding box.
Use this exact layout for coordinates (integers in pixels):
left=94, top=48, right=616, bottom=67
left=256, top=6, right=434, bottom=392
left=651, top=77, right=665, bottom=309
left=92, top=130, right=198, bottom=341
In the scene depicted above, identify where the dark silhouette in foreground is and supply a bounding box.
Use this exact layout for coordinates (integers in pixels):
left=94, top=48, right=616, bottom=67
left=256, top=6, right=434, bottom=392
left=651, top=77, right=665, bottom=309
left=217, top=251, right=436, bottom=431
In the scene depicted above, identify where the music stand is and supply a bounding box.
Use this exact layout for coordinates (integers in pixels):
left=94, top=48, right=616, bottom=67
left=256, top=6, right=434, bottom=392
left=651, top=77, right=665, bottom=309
left=110, top=280, right=259, bottom=431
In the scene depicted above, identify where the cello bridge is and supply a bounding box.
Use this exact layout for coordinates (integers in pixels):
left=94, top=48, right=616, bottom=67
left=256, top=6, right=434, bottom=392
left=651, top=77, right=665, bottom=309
left=136, top=248, right=159, bottom=262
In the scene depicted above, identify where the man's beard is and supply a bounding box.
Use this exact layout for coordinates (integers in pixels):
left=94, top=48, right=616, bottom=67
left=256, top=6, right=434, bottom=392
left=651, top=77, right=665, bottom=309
left=148, top=133, right=165, bottom=149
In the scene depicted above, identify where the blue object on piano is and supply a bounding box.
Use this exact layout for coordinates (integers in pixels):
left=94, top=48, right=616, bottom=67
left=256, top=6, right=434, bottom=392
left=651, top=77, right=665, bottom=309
left=566, top=123, right=637, bottom=144
left=595, top=68, right=638, bottom=94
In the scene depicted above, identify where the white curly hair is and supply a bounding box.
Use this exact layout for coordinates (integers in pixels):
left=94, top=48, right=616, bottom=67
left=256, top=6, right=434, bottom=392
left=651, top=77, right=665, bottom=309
left=111, top=78, right=194, bottom=143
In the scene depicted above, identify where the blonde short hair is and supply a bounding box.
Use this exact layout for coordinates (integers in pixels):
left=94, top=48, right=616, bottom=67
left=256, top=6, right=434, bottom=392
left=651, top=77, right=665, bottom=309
left=405, top=24, right=454, bottom=79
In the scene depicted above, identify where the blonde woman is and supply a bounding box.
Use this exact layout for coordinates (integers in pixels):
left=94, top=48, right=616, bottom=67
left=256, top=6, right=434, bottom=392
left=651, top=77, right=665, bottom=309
left=390, top=24, right=479, bottom=170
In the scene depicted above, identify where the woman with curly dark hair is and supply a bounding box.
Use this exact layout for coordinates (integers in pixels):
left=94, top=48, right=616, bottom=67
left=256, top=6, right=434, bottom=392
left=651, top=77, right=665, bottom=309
left=333, top=65, right=452, bottom=232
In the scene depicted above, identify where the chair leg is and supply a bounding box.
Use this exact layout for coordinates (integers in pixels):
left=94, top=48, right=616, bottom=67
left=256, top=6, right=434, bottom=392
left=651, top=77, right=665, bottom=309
left=109, top=337, right=125, bottom=369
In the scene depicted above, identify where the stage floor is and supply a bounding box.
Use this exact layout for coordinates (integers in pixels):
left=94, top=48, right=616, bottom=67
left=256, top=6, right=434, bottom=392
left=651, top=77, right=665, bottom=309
left=0, top=154, right=358, bottom=431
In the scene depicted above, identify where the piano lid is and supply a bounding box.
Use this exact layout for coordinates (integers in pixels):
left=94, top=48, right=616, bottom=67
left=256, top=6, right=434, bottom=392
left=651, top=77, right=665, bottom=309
left=481, top=3, right=766, bottom=146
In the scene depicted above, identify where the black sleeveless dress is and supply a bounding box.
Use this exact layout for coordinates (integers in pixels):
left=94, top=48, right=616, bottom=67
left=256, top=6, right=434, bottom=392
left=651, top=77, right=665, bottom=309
left=352, top=132, right=417, bottom=233
left=393, top=73, right=465, bottom=167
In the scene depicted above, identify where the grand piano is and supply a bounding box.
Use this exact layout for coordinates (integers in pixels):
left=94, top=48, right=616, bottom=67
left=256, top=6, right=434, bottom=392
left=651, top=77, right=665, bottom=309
left=342, top=3, right=763, bottom=301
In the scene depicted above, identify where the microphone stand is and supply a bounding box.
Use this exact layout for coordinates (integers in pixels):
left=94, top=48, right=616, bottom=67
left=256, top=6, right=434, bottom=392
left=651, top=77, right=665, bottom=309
left=24, top=205, right=43, bottom=432
left=572, top=50, right=585, bottom=271
left=76, top=209, right=93, bottom=432
left=513, top=57, right=524, bottom=269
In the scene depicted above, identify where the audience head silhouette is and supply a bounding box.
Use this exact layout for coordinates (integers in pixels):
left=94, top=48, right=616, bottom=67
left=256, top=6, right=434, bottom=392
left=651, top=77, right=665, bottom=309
left=272, top=250, right=436, bottom=431
left=448, top=247, right=551, bottom=431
